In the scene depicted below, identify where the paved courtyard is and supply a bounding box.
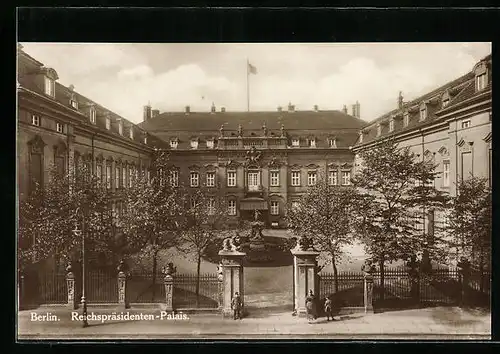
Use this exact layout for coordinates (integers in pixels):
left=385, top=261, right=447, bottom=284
left=18, top=305, right=491, bottom=340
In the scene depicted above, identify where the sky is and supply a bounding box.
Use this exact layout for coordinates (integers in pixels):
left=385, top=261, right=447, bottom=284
left=19, top=42, right=491, bottom=124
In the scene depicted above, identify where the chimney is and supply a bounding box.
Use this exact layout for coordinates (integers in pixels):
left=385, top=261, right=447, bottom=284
left=68, top=84, right=75, bottom=92
left=351, top=101, right=360, bottom=118
left=211, top=102, right=216, bottom=114
left=313, top=105, right=318, bottom=112
left=221, top=107, right=226, bottom=113
left=342, top=105, right=348, bottom=114
left=185, top=105, right=190, bottom=114
left=287, top=102, right=295, bottom=113
left=277, top=106, right=283, bottom=112
left=151, top=109, right=160, bottom=118
left=143, top=104, right=152, bottom=122
left=398, top=91, right=404, bottom=109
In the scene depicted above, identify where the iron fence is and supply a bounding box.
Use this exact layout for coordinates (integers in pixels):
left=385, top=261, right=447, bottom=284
left=84, top=269, right=118, bottom=303
left=37, top=271, right=67, bottom=304
left=319, top=272, right=365, bottom=307
left=127, top=271, right=165, bottom=303
left=174, top=273, right=220, bottom=309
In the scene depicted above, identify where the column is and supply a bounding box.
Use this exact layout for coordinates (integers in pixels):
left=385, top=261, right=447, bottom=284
left=117, top=260, right=128, bottom=309
left=66, top=262, right=77, bottom=309
left=290, top=236, right=320, bottom=317
left=219, top=242, right=246, bottom=317
left=362, top=260, right=375, bottom=314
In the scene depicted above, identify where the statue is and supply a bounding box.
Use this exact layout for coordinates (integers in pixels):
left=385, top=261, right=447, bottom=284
left=238, top=124, right=243, bottom=137
left=219, top=124, right=224, bottom=137
left=280, top=124, right=285, bottom=137
left=262, top=122, right=268, bottom=136
left=361, top=259, right=374, bottom=275
left=216, top=262, right=224, bottom=281
left=253, top=209, right=260, bottom=221
left=163, top=262, right=177, bottom=276
left=222, top=234, right=243, bottom=252
left=297, top=235, right=312, bottom=251
left=245, top=146, right=262, bottom=164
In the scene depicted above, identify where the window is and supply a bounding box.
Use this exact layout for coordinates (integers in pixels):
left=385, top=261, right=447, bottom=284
left=90, top=107, right=96, bottom=124
left=144, top=136, right=148, bottom=144
left=442, top=99, right=449, bottom=108
left=118, top=121, right=123, bottom=135
left=206, top=140, right=214, bottom=149
left=403, top=113, right=409, bottom=127
left=106, top=117, right=111, bottom=130
left=190, top=198, right=196, bottom=210
left=115, top=167, right=120, bottom=188
left=419, top=105, right=427, bottom=121
left=170, top=140, right=178, bottom=149
left=206, top=172, right=215, bottom=187
left=328, top=171, right=338, bottom=186
left=309, top=139, right=316, bottom=148
left=122, top=166, right=127, bottom=188
left=207, top=198, right=216, bottom=215
left=341, top=171, right=351, bottom=185
left=291, top=138, right=300, bottom=147
left=96, top=164, right=102, bottom=185
left=106, top=165, right=111, bottom=189
left=376, top=124, right=381, bottom=137
left=190, top=171, right=199, bottom=187
left=191, top=140, right=198, bottom=149
left=442, top=161, right=450, bottom=187
left=227, top=171, right=236, bottom=187
left=228, top=199, right=236, bottom=215
left=31, top=114, right=40, bottom=126
left=247, top=171, right=260, bottom=191
left=359, top=132, right=363, bottom=143
left=56, top=122, right=64, bottom=133
left=461, top=120, right=471, bottom=129
left=170, top=170, right=179, bottom=187
left=270, top=201, right=279, bottom=215
left=329, top=138, right=337, bottom=148
left=44, top=77, right=55, bottom=97
left=70, top=99, right=78, bottom=109
left=389, top=119, right=394, bottom=132
left=476, top=73, right=487, bottom=91
left=307, top=171, right=317, bottom=186
left=129, top=166, right=133, bottom=187
left=129, top=128, right=134, bottom=139
left=270, top=171, right=280, bottom=186
left=291, top=171, right=301, bottom=186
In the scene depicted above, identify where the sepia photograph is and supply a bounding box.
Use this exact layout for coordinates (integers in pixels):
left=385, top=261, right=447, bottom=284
left=16, top=41, right=492, bottom=340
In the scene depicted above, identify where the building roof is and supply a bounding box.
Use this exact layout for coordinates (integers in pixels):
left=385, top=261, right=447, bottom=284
left=355, top=53, right=492, bottom=147
left=138, top=110, right=366, bottom=149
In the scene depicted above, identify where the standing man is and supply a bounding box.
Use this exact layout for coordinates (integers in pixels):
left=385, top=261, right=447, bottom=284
left=324, top=296, right=333, bottom=321
left=231, top=292, right=242, bottom=320
left=305, top=290, right=316, bottom=322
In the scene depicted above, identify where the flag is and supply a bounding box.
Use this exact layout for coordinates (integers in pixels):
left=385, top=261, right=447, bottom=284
left=248, top=62, right=257, bottom=75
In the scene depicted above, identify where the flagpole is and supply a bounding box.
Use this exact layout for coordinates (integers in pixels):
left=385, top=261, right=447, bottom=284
left=246, top=58, right=250, bottom=112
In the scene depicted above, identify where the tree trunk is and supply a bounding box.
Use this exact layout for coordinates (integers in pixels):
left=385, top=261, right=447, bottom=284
left=196, top=253, right=201, bottom=308
left=151, top=252, right=158, bottom=301
left=332, top=257, right=339, bottom=294
left=379, top=258, right=385, bottom=302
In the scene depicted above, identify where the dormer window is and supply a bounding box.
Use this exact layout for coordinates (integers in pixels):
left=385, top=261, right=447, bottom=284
left=403, top=112, right=409, bottom=127
left=190, top=139, right=199, bottom=149
left=206, top=139, right=214, bottom=149
left=442, top=98, right=450, bottom=108
left=44, top=77, right=55, bottom=97
left=144, top=135, right=148, bottom=144
left=291, top=138, right=300, bottom=147
left=118, top=120, right=123, bottom=135
left=309, top=138, right=316, bottom=148
left=376, top=123, right=382, bottom=137
left=419, top=104, right=427, bottom=121
left=31, top=114, right=40, bottom=127
left=389, top=118, right=395, bottom=132
left=129, top=127, right=134, bottom=139
left=170, top=139, right=178, bottom=149
left=329, top=138, right=337, bottom=148
left=476, top=73, right=487, bottom=91
left=69, top=94, right=78, bottom=109
left=359, top=131, right=363, bottom=143
left=105, top=116, right=111, bottom=130
left=89, top=106, right=96, bottom=124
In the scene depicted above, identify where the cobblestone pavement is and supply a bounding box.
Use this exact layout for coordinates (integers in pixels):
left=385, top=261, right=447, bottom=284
left=17, top=305, right=491, bottom=340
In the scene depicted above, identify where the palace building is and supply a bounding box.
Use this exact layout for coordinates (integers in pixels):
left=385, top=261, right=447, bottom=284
left=138, top=102, right=365, bottom=228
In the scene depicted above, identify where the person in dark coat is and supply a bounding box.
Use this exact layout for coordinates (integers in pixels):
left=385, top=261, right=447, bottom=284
left=305, top=290, right=316, bottom=322
left=324, top=296, right=333, bottom=321
left=231, top=292, right=242, bottom=320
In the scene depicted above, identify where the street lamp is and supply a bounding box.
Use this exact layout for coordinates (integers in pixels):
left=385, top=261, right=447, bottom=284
left=72, top=206, right=88, bottom=327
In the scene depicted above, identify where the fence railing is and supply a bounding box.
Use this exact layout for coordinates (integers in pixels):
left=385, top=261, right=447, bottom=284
left=84, top=269, right=119, bottom=303
left=174, top=273, right=220, bottom=309
left=127, top=271, right=165, bottom=303
left=319, top=272, right=364, bottom=307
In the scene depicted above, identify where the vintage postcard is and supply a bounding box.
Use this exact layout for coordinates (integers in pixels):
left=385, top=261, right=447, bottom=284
left=16, top=42, right=492, bottom=340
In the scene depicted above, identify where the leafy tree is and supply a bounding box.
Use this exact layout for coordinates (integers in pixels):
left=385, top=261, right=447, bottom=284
left=177, top=185, right=231, bottom=307
left=18, top=162, right=115, bottom=272
left=447, top=176, right=491, bottom=286
left=119, top=150, right=184, bottom=300
left=286, top=173, right=363, bottom=293
left=352, top=140, right=448, bottom=300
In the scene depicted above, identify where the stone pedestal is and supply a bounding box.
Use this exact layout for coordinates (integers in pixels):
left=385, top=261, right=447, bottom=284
left=218, top=249, right=246, bottom=317
left=118, top=271, right=127, bottom=308
left=363, top=273, right=374, bottom=314
left=164, top=274, right=174, bottom=311
left=291, top=247, right=320, bottom=317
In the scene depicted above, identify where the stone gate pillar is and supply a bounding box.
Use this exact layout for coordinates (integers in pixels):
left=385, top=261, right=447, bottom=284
left=291, top=236, right=320, bottom=317
left=219, top=237, right=246, bottom=317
